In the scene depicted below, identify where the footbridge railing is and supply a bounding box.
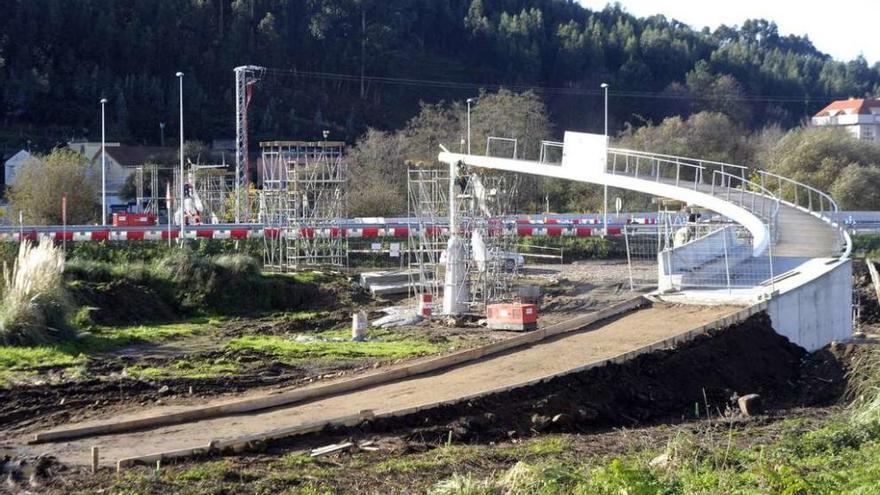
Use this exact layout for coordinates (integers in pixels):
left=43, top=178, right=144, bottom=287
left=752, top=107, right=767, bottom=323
left=757, top=170, right=850, bottom=259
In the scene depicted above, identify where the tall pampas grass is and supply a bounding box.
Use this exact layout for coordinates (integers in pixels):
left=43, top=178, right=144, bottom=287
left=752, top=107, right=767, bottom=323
left=0, top=240, right=73, bottom=346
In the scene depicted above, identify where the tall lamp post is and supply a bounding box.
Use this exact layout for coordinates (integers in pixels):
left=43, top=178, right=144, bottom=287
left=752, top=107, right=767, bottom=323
left=600, top=83, right=609, bottom=237
left=176, top=72, right=185, bottom=240
left=466, top=98, right=474, bottom=155
left=100, top=98, right=108, bottom=226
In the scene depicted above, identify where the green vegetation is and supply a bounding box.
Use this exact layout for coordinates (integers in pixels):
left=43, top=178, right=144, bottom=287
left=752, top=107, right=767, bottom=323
left=6, top=148, right=98, bottom=225
left=125, top=357, right=240, bottom=380
left=4, top=1, right=878, bottom=152
left=66, top=249, right=317, bottom=325
left=0, top=241, right=73, bottom=346
left=226, top=329, right=447, bottom=362
left=0, top=318, right=217, bottom=386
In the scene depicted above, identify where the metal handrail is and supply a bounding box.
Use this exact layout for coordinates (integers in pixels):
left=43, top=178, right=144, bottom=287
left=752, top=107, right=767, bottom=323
left=607, top=149, right=706, bottom=190
left=757, top=170, right=849, bottom=259
left=608, top=147, right=749, bottom=171
left=710, top=170, right=780, bottom=248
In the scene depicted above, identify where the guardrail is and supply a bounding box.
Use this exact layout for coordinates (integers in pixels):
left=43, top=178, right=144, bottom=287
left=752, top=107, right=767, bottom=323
left=757, top=170, right=849, bottom=259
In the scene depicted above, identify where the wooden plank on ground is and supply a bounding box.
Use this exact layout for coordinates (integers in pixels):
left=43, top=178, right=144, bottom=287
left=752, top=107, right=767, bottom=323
left=34, top=296, right=648, bottom=445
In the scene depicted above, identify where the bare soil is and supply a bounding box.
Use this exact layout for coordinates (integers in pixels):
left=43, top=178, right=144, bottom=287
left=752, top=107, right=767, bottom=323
left=7, top=319, right=872, bottom=495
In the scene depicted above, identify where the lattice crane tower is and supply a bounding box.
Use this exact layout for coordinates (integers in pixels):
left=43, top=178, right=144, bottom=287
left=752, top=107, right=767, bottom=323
left=234, top=65, right=265, bottom=223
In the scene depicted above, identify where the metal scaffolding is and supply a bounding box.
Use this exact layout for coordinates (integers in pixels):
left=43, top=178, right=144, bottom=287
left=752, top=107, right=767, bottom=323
left=234, top=65, right=264, bottom=223
left=135, top=164, right=160, bottom=214
left=260, top=140, right=348, bottom=271
left=406, top=163, right=520, bottom=313
left=407, top=165, right=449, bottom=305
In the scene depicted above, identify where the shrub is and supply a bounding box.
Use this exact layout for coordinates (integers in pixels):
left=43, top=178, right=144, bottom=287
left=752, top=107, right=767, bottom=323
left=0, top=241, right=74, bottom=346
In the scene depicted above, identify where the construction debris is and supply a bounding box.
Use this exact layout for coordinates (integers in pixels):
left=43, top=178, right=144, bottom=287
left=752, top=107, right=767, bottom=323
left=373, top=307, right=424, bottom=328
left=737, top=393, right=763, bottom=416
left=309, top=442, right=354, bottom=457
left=359, top=270, right=430, bottom=296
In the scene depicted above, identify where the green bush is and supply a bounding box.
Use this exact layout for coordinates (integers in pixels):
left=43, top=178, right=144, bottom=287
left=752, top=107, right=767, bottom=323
left=66, top=249, right=316, bottom=324
left=0, top=241, right=75, bottom=346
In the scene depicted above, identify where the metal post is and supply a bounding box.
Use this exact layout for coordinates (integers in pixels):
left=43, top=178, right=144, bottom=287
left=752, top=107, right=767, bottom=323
left=601, top=83, right=609, bottom=238
left=623, top=224, right=634, bottom=291
left=466, top=98, right=473, bottom=155
left=176, top=72, right=185, bottom=241
left=100, top=98, right=107, bottom=226
left=722, top=226, right=731, bottom=293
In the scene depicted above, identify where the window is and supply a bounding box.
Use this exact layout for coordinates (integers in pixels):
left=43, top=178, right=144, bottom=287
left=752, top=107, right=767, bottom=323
left=861, top=125, right=874, bottom=140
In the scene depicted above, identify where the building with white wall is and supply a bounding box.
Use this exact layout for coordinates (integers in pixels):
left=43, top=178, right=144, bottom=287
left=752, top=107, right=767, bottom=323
left=90, top=146, right=175, bottom=211
left=4, top=150, right=40, bottom=188
left=811, top=98, right=880, bottom=141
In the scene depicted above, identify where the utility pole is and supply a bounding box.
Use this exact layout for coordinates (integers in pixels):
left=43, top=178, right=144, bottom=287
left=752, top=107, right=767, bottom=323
left=601, top=82, right=609, bottom=237
left=101, top=98, right=108, bottom=226
left=176, top=72, right=185, bottom=241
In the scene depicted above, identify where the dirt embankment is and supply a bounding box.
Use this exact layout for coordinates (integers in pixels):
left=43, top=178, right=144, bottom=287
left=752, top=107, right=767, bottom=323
left=315, top=313, right=854, bottom=446
left=854, top=259, right=880, bottom=327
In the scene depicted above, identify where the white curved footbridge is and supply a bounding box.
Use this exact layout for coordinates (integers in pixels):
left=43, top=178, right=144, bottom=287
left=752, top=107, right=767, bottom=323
left=440, top=131, right=852, bottom=351
left=12, top=133, right=851, bottom=470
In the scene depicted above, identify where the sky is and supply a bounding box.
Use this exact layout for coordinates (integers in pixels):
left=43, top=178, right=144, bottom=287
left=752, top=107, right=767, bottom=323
left=578, top=0, right=878, bottom=64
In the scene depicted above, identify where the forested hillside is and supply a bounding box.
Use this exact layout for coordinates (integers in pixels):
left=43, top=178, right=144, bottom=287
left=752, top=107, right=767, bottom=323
left=2, top=0, right=879, bottom=149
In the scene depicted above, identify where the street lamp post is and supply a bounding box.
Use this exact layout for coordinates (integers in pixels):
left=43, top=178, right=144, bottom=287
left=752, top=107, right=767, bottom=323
left=600, top=83, right=609, bottom=237
left=176, top=72, right=185, bottom=241
left=466, top=98, right=474, bottom=155
left=100, top=98, right=108, bottom=226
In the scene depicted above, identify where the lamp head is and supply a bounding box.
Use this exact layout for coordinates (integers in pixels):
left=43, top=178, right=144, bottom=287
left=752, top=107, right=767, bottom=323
left=175, top=72, right=184, bottom=78
left=322, top=130, right=330, bottom=139
left=466, top=98, right=474, bottom=103
left=100, top=98, right=107, bottom=104
left=600, top=83, right=609, bottom=89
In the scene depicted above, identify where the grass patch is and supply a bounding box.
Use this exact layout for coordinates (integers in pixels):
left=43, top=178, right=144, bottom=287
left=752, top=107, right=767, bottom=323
left=125, top=357, right=240, bottom=379
left=374, top=445, right=482, bottom=474
left=87, top=317, right=219, bottom=344
left=173, top=460, right=235, bottom=482
left=500, top=435, right=573, bottom=459
left=225, top=332, right=445, bottom=361
left=0, top=317, right=222, bottom=385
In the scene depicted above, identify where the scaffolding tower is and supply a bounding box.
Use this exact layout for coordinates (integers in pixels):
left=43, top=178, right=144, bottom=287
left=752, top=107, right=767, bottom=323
left=261, top=141, right=348, bottom=271
left=406, top=164, right=520, bottom=313
left=407, top=165, right=450, bottom=305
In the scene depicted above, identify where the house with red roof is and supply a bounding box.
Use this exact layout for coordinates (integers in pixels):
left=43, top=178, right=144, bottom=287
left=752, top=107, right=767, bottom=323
left=811, top=98, right=880, bottom=141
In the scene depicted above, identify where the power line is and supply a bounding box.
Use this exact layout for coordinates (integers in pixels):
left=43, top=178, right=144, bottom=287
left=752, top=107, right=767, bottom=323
left=260, top=66, right=846, bottom=104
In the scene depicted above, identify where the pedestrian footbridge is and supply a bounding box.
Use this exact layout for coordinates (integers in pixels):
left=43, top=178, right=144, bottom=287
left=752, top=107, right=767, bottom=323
left=439, top=131, right=852, bottom=351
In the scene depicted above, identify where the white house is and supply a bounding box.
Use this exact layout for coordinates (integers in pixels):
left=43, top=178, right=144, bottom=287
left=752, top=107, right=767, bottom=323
left=4, top=150, right=41, bottom=188
left=91, top=146, right=175, bottom=210
left=811, top=98, right=880, bottom=141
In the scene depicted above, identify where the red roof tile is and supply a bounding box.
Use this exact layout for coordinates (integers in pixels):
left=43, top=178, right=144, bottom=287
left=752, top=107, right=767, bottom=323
left=814, top=98, right=880, bottom=117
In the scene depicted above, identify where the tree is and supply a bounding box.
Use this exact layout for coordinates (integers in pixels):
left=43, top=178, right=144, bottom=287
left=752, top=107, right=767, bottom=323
left=830, top=164, right=880, bottom=210
left=348, top=129, right=408, bottom=216
left=760, top=127, right=880, bottom=193
left=616, top=111, right=753, bottom=164
left=8, top=148, right=97, bottom=224
left=348, top=89, right=554, bottom=216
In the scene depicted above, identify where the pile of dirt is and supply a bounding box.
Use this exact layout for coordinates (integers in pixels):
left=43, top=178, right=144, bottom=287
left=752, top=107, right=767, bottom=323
left=70, top=279, right=180, bottom=325
left=854, top=259, right=880, bottom=326
left=325, top=313, right=835, bottom=445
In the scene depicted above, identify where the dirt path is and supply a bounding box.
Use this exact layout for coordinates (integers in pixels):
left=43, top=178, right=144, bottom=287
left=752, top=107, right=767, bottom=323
left=18, top=304, right=739, bottom=467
